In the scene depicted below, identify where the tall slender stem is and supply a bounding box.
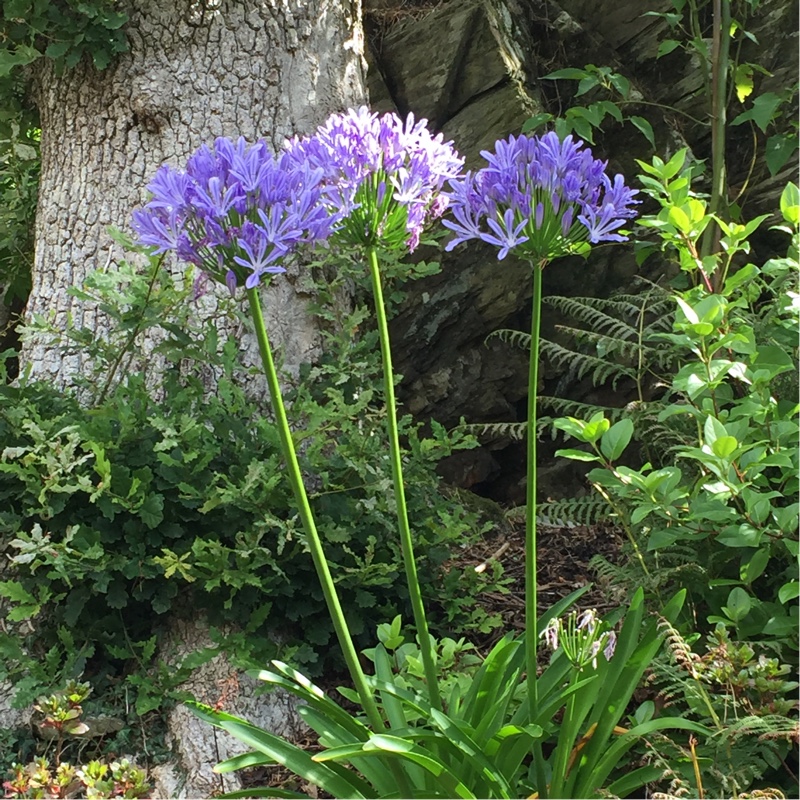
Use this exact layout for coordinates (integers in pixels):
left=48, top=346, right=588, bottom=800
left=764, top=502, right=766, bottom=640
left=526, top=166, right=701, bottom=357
left=526, top=263, right=547, bottom=797
left=701, top=0, right=731, bottom=274
left=367, top=246, right=443, bottom=713
left=245, top=287, right=385, bottom=731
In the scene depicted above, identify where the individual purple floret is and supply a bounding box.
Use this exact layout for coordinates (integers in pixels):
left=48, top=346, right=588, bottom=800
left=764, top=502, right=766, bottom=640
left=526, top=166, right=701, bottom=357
left=132, top=137, right=335, bottom=293
left=284, top=106, right=464, bottom=253
left=443, top=131, right=639, bottom=262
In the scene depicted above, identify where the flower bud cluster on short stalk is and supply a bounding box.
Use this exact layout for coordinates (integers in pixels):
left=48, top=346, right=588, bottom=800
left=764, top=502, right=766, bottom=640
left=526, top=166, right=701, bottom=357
left=443, top=132, right=640, bottom=262
left=542, top=608, right=617, bottom=672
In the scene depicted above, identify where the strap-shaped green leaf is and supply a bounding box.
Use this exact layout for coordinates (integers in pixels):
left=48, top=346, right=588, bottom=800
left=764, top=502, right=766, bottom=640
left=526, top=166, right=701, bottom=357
left=317, top=735, right=478, bottom=800
left=428, top=707, right=514, bottom=797
left=186, top=702, right=372, bottom=799
left=214, top=750, right=273, bottom=774
left=299, top=705, right=397, bottom=796
left=586, top=716, right=709, bottom=795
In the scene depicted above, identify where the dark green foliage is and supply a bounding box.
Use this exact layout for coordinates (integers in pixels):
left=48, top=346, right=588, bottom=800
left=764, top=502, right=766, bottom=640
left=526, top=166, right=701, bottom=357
left=0, top=118, right=37, bottom=311
left=0, top=1, right=128, bottom=79
left=0, top=247, right=497, bottom=710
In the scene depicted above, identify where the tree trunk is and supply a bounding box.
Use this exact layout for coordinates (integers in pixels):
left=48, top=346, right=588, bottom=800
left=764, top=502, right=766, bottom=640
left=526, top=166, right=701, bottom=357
left=21, top=0, right=366, bottom=385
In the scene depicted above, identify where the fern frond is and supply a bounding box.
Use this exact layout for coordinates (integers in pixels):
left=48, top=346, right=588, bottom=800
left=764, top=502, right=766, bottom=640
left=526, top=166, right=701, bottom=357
left=536, top=495, right=612, bottom=526
left=485, top=328, right=531, bottom=350
left=540, top=339, right=636, bottom=388
left=461, top=421, right=526, bottom=442
left=543, top=296, right=641, bottom=339
left=658, top=616, right=704, bottom=679
left=726, top=715, right=800, bottom=743
left=554, top=324, right=658, bottom=361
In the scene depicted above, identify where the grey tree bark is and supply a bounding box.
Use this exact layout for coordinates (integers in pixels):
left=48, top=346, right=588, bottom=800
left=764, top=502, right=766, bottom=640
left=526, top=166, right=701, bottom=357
left=21, top=0, right=367, bottom=386
left=9, top=4, right=368, bottom=793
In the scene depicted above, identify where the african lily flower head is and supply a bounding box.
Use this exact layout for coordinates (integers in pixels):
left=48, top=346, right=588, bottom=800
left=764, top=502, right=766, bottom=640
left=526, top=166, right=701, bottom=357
left=443, top=131, right=639, bottom=262
left=132, top=137, right=334, bottom=293
left=541, top=608, right=617, bottom=672
left=283, top=106, right=464, bottom=253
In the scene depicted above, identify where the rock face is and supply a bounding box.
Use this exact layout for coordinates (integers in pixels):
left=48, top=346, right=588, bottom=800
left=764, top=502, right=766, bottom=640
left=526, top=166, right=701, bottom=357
left=365, top=0, right=798, bottom=500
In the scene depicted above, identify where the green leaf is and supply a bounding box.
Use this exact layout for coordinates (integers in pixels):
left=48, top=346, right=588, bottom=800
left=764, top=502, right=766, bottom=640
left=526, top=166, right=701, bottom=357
left=629, top=116, right=655, bottom=149
left=731, top=91, right=783, bottom=133
left=0, top=44, right=42, bottom=77
left=734, top=63, right=754, bottom=103
left=576, top=75, right=600, bottom=96
left=703, top=415, right=728, bottom=445
left=740, top=548, right=770, bottom=584
left=44, top=41, right=72, bottom=59
left=711, top=435, right=738, bottom=459
left=555, top=448, right=601, bottom=462
left=542, top=68, right=590, bottom=81
left=0, top=580, right=37, bottom=606
left=187, top=702, right=369, bottom=799
left=766, top=135, right=798, bottom=177
left=582, top=413, right=610, bottom=444
left=779, top=181, right=799, bottom=225
left=607, top=72, right=630, bottom=98
left=139, top=493, right=165, bottom=528
left=717, top=524, right=762, bottom=547
left=721, top=587, right=751, bottom=622
left=521, top=113, right=554, bottom=134
left=752, top=344, right=795, bottom=379
left=668, top=205, right=691, bottom=233
left=778, top=581, right=800, bottom=604
left=600, top=418, right=634, bottom=462
left=657, top=39, right=681, bottom=58
left=92, top=48, right=112, bottom=70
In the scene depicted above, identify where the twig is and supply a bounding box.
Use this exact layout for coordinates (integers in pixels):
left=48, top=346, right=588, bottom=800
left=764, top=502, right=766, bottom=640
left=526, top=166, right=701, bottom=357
left=474, top=541, right=511, bottom=573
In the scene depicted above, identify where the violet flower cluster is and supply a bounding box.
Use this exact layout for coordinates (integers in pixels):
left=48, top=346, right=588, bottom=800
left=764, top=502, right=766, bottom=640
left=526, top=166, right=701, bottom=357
left=284, top=106, right=464, bottom=253
left=132, top=137, right=333, bottom=293
left=443, top=132, right=639, bottom=262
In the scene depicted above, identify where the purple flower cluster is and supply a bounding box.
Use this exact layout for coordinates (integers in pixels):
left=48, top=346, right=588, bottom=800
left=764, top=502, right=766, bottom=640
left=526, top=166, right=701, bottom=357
left=284, top=106, right=464, bottom=252
left=443, top=132, right=639, bottom=262
left=132, top=137, right=333, bottom=292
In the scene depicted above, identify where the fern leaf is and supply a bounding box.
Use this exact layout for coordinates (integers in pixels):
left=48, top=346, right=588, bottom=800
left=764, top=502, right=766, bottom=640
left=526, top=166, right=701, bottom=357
left=540, top=338, right=636, bottom=388
left=485, top=328, right=532, bottom=350
left=536, top=495, right=612, bottom=526
left=461, top=421, right=527, bottom=442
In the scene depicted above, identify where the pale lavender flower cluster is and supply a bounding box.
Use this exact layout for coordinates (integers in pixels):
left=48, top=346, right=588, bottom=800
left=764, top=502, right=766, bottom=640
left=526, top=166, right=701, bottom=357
left=542, top=608, right=617, bottom=671
left=284, top=106, right=464, bottom=252
left=443, top=132, right=639, bottom=262
left=132, top=137, right=333, bottom=292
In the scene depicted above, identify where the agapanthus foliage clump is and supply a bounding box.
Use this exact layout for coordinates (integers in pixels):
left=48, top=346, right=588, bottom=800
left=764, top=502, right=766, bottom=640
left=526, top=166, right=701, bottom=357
left=444, top=131, right=639, bottom=261
left=131, top=137, right=333, bottom=293
left=284, top=106, right=464, bottom=253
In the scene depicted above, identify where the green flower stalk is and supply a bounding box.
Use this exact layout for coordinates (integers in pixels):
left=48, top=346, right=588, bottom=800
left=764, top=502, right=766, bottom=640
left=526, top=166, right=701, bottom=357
left=285, top=107, right=465, bottom=712
left=132, top=134, right=385, bottom=730
left=444, top=130, right=639, bottom=795
left=246, top=287, right=385, bottom=730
